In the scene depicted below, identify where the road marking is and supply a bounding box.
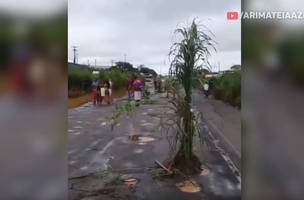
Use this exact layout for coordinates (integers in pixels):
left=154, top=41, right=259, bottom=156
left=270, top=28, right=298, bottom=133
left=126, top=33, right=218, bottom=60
left=98, top=138, right=117, bottom=155
left=134, top=149, right=144, bottom=154
left=208, top=120, right=241, bottom=158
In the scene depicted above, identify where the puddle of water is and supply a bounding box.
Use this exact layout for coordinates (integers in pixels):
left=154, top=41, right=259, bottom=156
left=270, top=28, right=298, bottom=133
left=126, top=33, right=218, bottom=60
left=69, top=161, right=76, bottom=165
left=134, top=148, right=144, bottom=154
left=80, top=166, right=88, bottom=171
left=176, top=180, right=201, bottom=193
left=74, top=126, right=83, bottom=129
left=141, top=122, right=154, bottom=127
left=68, top=150, right=76, bottom=155
left=129, top=135, right=156, bottom=143
left=124, top=162, right=136, bottom=168
left=74, top=132, right=81, bottom=135
left=139, top=136, right=155, bottom=143
left=100, top=122, right=107, bottom=126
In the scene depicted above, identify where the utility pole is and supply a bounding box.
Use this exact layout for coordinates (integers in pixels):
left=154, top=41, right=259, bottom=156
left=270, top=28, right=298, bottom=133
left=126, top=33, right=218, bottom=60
left=218, top=62, right=221, bottom=73
left=111, top=60, right=115, bottom=67
left=95, top=59, right=97, bottom=68
left=124, top=54, right=127, bottom=68
left=72, top=46, right=78, bottom=64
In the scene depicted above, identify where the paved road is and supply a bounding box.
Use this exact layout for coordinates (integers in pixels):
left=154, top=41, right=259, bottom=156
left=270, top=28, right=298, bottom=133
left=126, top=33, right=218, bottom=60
left=192, top=92, right=241, bottom=168
left=68, top=97, right=169, bottom=178
left=68, top=94, right=241, bottom=200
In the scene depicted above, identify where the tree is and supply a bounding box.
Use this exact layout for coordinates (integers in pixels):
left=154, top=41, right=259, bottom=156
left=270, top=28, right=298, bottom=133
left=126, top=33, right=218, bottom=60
left=168, top=20, right=216, bottom=173
left=139, top=65, right=158, bottom=77
left=115, top=61, right=134, bottom=71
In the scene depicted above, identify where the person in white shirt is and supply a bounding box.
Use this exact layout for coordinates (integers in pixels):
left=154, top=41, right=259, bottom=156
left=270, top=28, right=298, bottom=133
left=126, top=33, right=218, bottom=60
left=100, top=82, right=105, bottom=105
left=203, top=82, right=209, bottom=98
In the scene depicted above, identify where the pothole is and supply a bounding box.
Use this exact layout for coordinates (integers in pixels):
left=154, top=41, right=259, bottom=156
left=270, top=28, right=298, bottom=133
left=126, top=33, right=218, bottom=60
left=128, top=135, right=156, bottom=144
left=123, top=178, right=138, bottom=188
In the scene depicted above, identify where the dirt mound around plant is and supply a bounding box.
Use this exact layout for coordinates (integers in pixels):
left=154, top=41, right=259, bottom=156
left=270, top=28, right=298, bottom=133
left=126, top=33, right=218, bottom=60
left=167, top=153, right=202, bottom=175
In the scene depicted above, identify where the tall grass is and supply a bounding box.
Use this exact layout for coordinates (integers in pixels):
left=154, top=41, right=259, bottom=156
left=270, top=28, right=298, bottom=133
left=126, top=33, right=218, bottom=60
left=212, top=70, right=241, bottom=107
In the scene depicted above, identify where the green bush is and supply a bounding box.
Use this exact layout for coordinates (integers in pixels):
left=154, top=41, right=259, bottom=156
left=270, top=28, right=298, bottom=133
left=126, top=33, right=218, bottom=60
left=212, top=70, right=241, bottom=108
left=68, top=67, right=93, bottom=95
left=99, top=69, right=131, bottom=89
left=68, top=65, right=133, bottom=97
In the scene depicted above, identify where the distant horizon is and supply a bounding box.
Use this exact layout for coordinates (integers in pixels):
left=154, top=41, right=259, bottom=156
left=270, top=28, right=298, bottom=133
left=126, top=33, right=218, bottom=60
left=69, top=0, right=240, bottom=76
left=68, top=60, right=240, bottom=75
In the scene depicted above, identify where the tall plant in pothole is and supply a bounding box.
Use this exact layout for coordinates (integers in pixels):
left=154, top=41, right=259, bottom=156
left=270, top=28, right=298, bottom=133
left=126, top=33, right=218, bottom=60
left=168, top=20, right=216, bottom=174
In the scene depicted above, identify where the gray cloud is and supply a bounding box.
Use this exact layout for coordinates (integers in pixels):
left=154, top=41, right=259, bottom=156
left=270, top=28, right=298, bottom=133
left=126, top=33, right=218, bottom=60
left=69, top=0, right=241, bottom=74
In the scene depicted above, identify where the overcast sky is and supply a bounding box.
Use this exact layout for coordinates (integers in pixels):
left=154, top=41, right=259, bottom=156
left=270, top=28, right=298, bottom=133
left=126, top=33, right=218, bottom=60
left=68, top=0, right=240, bottom=74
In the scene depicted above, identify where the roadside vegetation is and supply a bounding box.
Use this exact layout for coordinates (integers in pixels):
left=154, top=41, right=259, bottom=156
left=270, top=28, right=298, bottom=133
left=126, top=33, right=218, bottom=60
left=68, top=64, right=93, bottom=97
left=212, top=70, right=241, bottom=108
left=68, top=62, right=156, bottom=98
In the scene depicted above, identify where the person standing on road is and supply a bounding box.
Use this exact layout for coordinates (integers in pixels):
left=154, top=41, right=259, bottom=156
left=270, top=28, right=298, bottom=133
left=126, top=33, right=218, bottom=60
left=91, top=80, right=99, bottom=105
left=104, top=81, right=111, bottom=105
left=126, top=75, right=134, bottom=101
left=108, top=79, right=113, bottom=104
left=100, top=81, right=105, bottom=105
left=203, top=81, right=210, bottom=98
left=96, top=84, right=101, bottom=105
left=133, top=75, right=142, bottom=102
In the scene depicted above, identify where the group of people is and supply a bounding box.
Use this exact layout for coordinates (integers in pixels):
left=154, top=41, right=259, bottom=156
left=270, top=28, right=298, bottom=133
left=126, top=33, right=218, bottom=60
left=92, top=75, right=144, bottom=106
left=91, top=80, right=113, bottom=105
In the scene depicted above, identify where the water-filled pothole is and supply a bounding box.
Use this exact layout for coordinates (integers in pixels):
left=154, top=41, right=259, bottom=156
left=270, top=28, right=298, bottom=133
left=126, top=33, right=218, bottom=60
left=128, top=135, right=156, bottom=144
left=123, top=178, right=138, bottom=188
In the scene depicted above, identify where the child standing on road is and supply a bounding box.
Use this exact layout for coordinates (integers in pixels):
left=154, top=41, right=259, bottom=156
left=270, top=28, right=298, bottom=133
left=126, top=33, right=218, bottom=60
left=96, top=84, right=101, bottom=105
left=104, top=81, right=111, bottom=105
left=100, top=82, right=105, bottom=105
left=91, top=80, right=99, bottom=105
